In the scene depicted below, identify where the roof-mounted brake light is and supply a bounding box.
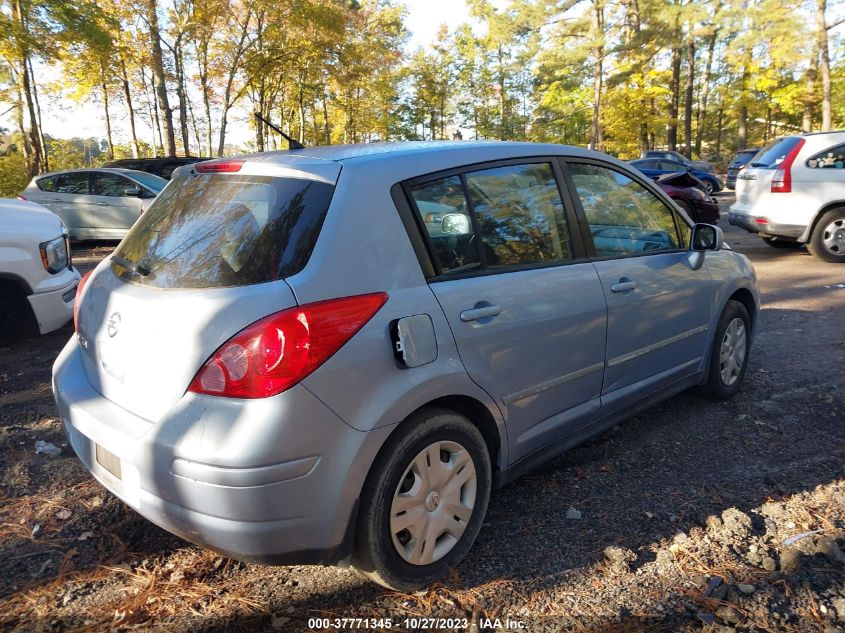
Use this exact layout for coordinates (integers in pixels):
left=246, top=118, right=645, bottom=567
left=195, top=160, right=244, bottom=174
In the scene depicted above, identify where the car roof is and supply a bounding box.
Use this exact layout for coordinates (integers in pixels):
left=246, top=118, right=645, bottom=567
left=234, top=141, right=605, bottom=165
left=35, top=167, right=160, bottom=178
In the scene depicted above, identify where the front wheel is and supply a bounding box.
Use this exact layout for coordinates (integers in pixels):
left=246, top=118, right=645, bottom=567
left=701, top=179, right=715, bottom=195
left=353, top=408, right=491, bottom=591
left=807, top=208, right=845, bottom=263
left=698, top=300, right=751, bottom=400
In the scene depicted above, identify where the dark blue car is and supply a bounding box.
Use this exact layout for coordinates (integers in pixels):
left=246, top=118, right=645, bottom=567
left=629, top=158, right=724, bottom=194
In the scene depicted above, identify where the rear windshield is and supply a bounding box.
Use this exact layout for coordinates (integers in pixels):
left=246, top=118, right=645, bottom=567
left=732, top=150, right=757, bottom=164
left=112, top=174, right=334, bottom=288
left=748, top=137, right=802, bottom=168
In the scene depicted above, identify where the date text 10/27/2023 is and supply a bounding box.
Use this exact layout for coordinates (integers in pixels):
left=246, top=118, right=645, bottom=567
left=307, top=617, right=528, bottom=630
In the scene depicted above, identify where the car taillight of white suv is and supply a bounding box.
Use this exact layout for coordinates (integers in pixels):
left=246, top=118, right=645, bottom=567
left=728, top=131, right=845, bottom=262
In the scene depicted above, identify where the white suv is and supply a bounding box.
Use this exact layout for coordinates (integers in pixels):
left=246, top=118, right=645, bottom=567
left=0, top=198, right=80, bottom=334
left=728, top=131, right=845, bottom=262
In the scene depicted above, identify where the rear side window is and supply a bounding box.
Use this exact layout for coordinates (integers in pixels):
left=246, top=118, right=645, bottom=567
left=407, top=162, right=572, bottom=275
left=807, top=143, right=845, bottom=169
left=92, top=173, right=135, bottom=197
left=36, top=176, right=57, bottom=191
left=56, top=172, right=90, bottom=194
left=112, top=174, right=334, bottom=288
left=750, top=137, right=803, bottom=168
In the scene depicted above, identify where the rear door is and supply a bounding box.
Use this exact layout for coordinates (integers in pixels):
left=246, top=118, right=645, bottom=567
left=52, top=172, right=94, bottom=236
left=562, top=160, right=719, bottom=413
left=406, top=160, right=608, bottom=464
left=90, top=172, right=145, bottom=237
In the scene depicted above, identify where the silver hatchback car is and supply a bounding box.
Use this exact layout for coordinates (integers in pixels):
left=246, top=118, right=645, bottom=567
left=53, top=142, right=758, bottom=591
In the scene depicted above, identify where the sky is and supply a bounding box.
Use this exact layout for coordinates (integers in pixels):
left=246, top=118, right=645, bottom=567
left=0, top=0, right=474, bottom=151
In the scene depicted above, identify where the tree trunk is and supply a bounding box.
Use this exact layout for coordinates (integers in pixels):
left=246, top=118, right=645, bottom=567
left=715, top=105, right=724, bottom=157
left=684, top=37, right=695, bottom=158
left=12, top=0, right=43, bottom=177
left=173, top=37, right=190, bottom=154
left=667, top=45, right=681, bottom=151
left=589, top=0, right=604, bottom=151
left=322, top=93, right=331, bottom=144
left=802, top=49, right=818, bottom=132
left=145, top=0, right=176, bottom=156
left=102, top=80, right=114, bottom=160
left=120, top=61, right=140, bottom=158
left=695, top=24, right=718, bottom=157
left=26, top=56, right=48, bottom=171
left=815, top=0, right=832, bottom=131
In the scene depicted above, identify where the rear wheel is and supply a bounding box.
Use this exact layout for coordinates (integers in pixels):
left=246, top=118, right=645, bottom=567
left=698, top=300, right=751, bottom=400
left=761, top=236, right=802, bottom=249
left=701, top=179, right=715, bottom=195
left=807, top=208, right=845, bottom=263
left=353, top=408, right=491, bottom=592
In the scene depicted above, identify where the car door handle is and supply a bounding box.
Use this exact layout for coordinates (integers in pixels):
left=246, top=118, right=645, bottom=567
left=460, top=305, right=501, bottom=322
left=610, top=280, right=637, bottom=293
left=95, top=202, right=110, bottom=206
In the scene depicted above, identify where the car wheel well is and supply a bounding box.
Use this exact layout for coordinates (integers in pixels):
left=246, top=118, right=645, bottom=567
left=728, top=288, right=756, bottom=333
left=809, top=203, right=845, bottom=239
left=381, top=396, right=503, bottom=473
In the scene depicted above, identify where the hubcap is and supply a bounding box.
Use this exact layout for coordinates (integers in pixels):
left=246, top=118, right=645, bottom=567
left=390, top=440, right=477, bottom=566
left=822, top=218, right=845, bottom=255
left=719, top=317, right=747, bottom=386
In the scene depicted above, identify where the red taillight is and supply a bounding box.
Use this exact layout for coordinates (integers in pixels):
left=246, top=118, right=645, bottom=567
left=771, top=139, right=805, bottom=193
left=73, top=270, right=93, bottom=333
left=755, top=217, right=770, bottom=225
left=188, top=292, right=388, bottom=399
left=194, top=160, right=244, bottom=174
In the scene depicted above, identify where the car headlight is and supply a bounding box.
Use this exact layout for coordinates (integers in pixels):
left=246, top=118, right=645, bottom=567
left=39, top=235, right=68, bottom=274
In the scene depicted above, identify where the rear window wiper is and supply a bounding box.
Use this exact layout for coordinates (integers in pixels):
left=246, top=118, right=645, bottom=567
left=112, top=255, right=150, bottom=276
left=749, top=162, right=770, bottom=167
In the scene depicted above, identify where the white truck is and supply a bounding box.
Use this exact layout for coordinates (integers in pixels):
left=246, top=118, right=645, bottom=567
left=0, top=198, right=80, bottom=334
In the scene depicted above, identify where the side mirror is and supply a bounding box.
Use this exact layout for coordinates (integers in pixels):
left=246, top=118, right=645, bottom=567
left=441, top=213, right=472, bottom=235
left=691, top=223, right=723, bottom=252
left=124, top=186, right=142, bottom=197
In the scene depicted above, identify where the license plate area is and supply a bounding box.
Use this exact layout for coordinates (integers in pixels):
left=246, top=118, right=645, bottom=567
left=95, top=444, right=122, bottom=480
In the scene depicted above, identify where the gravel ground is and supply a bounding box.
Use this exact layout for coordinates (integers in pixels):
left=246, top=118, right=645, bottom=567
left=1, top=200, right=844, bottom=633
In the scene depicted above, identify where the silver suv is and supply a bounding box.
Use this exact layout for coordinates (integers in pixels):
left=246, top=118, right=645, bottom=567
left=53, top=142, right=759, bottom=591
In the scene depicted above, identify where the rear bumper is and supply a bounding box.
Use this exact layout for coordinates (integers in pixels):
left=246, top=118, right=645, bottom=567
left=727, top=211, right=805, bottom=239
left=52, top=337, right=391, bottom=564
left=27, top=268, right=80, bottom=334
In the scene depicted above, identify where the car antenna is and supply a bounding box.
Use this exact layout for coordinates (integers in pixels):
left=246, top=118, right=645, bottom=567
left=253, top=112, right=305, bottom=150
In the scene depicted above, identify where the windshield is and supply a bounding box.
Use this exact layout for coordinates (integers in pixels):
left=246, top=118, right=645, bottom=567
left=127, top=171, right=168, bottom=192
left=749, top=137, right=802, bottom=168
left=112, top=174, right=334, bottom=288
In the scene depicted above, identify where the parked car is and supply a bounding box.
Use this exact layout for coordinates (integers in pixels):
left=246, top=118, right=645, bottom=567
left=729, top=131, right=845, bottom=262
left=653, top=172, right=720, bottom=224
left=629, top=158, right=724, bottom=194
left=640, top=149, right=715, bottom=173
left=54, top=142, right=759, bottom=592
left=725, top=148, right=761, bottom=189
left=102, top=156, right=210, bottom=180
left=21, top=168, right=167, bottom=240
left=0, top=198, right=80, bottom=334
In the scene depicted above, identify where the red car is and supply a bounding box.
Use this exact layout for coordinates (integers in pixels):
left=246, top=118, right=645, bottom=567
left=653, top=172, right=720, bottom=224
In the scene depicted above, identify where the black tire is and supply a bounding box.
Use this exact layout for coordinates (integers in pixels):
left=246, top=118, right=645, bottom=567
left=353, top=408, right=491, bottom=592
left=0, top=281, right=38, bottom=338
left=701, top=179, right=715, bottom=195
left=698, top=300, right=751, bottom=400
left=807, top=208, right=845, bottom=263
left=761, top=236, right=802, bottom=249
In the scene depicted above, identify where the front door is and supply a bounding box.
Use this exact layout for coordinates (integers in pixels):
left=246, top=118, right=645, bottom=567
left=406, top=161, right=608, bottom=464
left=564, top=161, right=719, bottom=413
left=91, top=172, right=145, bottom=238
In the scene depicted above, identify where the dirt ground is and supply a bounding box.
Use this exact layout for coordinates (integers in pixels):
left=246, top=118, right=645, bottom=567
left=1, top=198, right=843, bottom=632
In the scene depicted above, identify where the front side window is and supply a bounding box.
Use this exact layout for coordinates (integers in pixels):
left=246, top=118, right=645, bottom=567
left=56, top=172, right=90, bottom=194
left=807, top=143, right=845, bottom=169
left=659, top=160, right=686, bottom=171
left=92, top=173, right=135, bottom=197
left=568, top=163, right=681, bottom=258
left=464, top=163, right=571, bottom=268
